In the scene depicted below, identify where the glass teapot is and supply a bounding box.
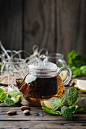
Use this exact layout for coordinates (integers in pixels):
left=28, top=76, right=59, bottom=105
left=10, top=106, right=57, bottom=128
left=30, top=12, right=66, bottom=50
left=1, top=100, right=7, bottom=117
left=15, top=59, right=72, bottom=106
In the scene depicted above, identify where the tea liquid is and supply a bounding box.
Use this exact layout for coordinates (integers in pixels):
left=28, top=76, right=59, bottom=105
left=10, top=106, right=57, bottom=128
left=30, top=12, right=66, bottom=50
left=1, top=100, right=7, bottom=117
left=22, top=74, right=64, bottom=106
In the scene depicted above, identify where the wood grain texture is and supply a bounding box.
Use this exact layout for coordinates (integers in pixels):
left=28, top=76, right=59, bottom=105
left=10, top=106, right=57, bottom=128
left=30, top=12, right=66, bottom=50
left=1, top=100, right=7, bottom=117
left=0, top=0, right=86, bottom=63
left=56, top=0, right=86, bottom=62
left=0, top=77, right=86, bottom=128
left=0, top=0, right=22, bottom=50
left=24, top=0, right=55, bottom=54
left=0, top=121, right=86, bottom=129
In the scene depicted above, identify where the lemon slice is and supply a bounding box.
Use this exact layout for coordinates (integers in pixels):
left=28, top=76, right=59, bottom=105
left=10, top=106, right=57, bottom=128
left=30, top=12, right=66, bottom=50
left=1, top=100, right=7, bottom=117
left=11, top=95, right=22, bottom=104
left=77, top=79, right=86, bottom=92
left=59, top=71, right=68, bottom=81
left=41, top=99, right=54, bottom=109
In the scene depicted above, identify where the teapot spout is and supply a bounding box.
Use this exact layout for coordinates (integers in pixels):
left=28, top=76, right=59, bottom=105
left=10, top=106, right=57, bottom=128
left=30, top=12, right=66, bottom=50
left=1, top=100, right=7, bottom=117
left=16, top=78, right=27, bottom=94
left=13, top=72, right=27, bottom=93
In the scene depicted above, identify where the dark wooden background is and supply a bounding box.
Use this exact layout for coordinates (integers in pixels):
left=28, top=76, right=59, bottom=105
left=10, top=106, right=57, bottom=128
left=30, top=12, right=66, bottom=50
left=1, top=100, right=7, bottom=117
left=0, top=0, right=86, bottom=62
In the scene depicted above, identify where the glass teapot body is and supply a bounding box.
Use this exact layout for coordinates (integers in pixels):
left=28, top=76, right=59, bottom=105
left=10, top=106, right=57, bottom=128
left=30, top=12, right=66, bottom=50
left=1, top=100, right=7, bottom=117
left=16, top=61, right=71, bottom=106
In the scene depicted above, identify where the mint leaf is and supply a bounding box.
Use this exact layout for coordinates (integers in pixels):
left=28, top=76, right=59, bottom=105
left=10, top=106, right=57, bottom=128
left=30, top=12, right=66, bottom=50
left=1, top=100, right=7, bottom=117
left=61, top=106, right=72, bottom=120
left=68, top=50, right=86, bottom=67
left=61, top=96, right=67, bottom=106
left=68, top=50, right=86, bottom=77
left=4, top=97, right=15, bottom=106
left=52, top=105, right=61, bottom=112
left=42, top=107, right=61, bottom=115
left=0, top=88, right=4, bottom=93
left=0, top=88, right=6, bottom=102
left=80, top=65, right=86, bottom=76
left=0, top=92, right=6, bottom=102
left=67, top=87, right=78, bottom=106
left=7, top=90, right=20, bottom=97
left=51, top=96, right=67, bottom=112
left=69, top=105, right=83, bottom=113
left=50, top=97, right=61, bottom=106
left=74, top=94, right=82, bottom=104
left=72, top=68, right=81, bottom=78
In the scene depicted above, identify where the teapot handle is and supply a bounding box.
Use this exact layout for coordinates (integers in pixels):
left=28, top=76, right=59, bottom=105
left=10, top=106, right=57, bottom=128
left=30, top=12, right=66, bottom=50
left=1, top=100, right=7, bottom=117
left=58, top=66, right=72, bottom=85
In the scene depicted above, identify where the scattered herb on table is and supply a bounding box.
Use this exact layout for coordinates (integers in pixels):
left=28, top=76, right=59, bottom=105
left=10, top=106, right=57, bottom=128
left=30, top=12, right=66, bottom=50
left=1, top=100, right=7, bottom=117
left=68, top=50, right=86, bottom=77
left=41, top=87, right=83, bottom=120
left=0, top=88, right=23, bottom=106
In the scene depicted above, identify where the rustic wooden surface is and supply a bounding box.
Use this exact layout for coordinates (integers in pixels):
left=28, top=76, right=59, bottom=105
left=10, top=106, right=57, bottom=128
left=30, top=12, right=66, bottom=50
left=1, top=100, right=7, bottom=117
left=0, top=0, right=22, bottom=50
left=0, top=77, right=86, bottom=129
left=0, top=0, right=86, bottom=62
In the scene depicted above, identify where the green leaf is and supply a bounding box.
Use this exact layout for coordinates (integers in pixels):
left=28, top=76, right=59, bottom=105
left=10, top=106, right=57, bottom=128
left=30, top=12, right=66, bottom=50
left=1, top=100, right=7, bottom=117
left=70, top=66, right=76, bottom=72
left=68, top=50, right=86, bottom=67
left=42, top=107, right=61, bottom=115
left=61, top=96, right=67, bottom=106
left=0, top=88, right=6, bottom=102
left=68, top=50, right=76, bottom=64
left=80, top=65, right=86, bottom=70
left=68, top=50, right=86, bottom=77
left=61, top=106, right=72, bottom=120
left=7, top=94, right=11, bottom=98
left=72, top=68, right=81, bottom=78
left=0, top=88, right=4, bottom=93
left=4, top=97, right=15, bottom=106
left=67, top=87, right=78, bottom=106
left=41, top=101, right=45, bottom=107
left=0, top=92, right=6, bottom=102
left=7, top=90, right=20, bottom=97
left=80, top=65, right=86, bottom=76
left=52, top=105, right=61, bottom=112
left=69, top=105, right=83, bottom=114
left=50, top=97, right=61, bottom=106
left=74, top=94, right=82, bottom=104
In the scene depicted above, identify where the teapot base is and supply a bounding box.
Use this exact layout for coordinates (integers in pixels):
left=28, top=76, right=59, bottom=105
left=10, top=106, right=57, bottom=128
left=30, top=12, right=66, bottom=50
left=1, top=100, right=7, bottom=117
left=24, top=93, right=63, bottom=107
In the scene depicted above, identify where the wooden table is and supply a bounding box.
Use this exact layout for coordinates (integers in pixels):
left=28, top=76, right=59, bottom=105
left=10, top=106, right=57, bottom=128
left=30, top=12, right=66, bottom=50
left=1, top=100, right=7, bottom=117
left=0, top=77, right=86, bottom=129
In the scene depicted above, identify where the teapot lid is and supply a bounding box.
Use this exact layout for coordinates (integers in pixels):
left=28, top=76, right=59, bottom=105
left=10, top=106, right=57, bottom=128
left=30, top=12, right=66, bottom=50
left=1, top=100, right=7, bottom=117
left=28, top=61, right=57, bottom=72
left=27, top=54, right=58, bottom=77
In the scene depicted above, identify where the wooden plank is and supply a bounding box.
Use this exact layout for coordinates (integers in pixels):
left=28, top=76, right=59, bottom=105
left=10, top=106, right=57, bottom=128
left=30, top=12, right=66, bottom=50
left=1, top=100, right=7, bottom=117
left=56, top=0, right=86, bottom=63
left=24, top=0, right=55, bottom=54
left=0, top=106, right=86, bottom=121
left=0, top=121, right=86, bottom=129
left=0, top=114, right=86, bottom=121
left=0, top=0, right=22, bottom=50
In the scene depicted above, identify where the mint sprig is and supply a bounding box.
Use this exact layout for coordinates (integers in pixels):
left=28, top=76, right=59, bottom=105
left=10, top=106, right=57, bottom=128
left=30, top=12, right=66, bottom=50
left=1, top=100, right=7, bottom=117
left=68, top=50, right=86, bottom=77
left=41, top=87, right=83, bottom=120
left=0, top=88, right=22, bottom=106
